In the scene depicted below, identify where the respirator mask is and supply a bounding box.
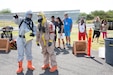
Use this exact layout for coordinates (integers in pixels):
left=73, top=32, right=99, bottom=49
left=38, top=16, right=43, bottom=23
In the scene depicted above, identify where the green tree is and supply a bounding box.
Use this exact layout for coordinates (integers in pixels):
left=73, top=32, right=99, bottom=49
left=106, top=10, right=113, bottom=21
left=86, top=14, right=94, bottom=20
left=79, top=12, right=87, bottom=17
left=0, top=9, right=11, bottom=14
left=77, top=12, right=87, bottom=22
left=78, top=10, right=113, bottom=22
left=91, top=10, right=107, bottom=19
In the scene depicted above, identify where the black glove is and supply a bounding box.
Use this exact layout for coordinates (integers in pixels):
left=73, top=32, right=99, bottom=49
left=30, top=33, right=35, bottom=37
left=13, top=14, right=18, bottom=19
left=37, top=43, right=40, bottom=46
left=36, top=42, right=40, bottom=46
left=48, top=42, right=52, bottom=47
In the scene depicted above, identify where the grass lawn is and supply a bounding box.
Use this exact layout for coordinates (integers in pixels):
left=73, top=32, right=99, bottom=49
left=0, top=20, right=38, bottom=27
left=12, top=31, right=18, bottom=36
left=86, top=20, right=93, bottom=24
left=71, top=28, right=113, bottom=50
left=0, top=20, right=17, bottom=27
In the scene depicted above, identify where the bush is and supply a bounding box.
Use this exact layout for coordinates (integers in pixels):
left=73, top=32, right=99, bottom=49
left=0, top=9, right=11, bottom=14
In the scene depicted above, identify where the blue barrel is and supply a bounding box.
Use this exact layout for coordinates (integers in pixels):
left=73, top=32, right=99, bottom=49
left=105, top=38, right=113, bottom=65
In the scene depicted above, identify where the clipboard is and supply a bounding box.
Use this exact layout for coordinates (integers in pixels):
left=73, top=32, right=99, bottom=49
left=25, top=31, right=34, bottom=42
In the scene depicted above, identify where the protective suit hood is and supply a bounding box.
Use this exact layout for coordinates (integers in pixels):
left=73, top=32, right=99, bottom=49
left=25, top=10, right=33, bottom=18
left=37, top=12, right=47, bottom=25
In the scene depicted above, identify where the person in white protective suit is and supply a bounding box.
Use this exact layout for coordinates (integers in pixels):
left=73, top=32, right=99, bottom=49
left=13, top=11, right=36, bottom=73
left=36, top=12, right=57, bottom=72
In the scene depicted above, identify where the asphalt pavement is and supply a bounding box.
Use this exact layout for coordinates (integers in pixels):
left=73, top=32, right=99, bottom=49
left=0, top=40, right=113, bottom=75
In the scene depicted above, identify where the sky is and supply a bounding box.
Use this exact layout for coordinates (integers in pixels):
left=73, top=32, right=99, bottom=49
left=0, top=0, right=113, bottom=13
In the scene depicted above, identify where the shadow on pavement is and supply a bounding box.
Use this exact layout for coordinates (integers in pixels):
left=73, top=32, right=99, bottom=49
left=0, top=50, right=11, bottom=54
left=25, top=69, right=33, bottom=75
left=54, top=48, right=61, bottom=55
left=62, top=49, right=69, bottom=55
left=91, top=58, right=103, bottom=65
left=17, top=72, right=24, bottom=75
left=76, top=53, right=87, bottom=57
left=40, top=68, right=59, bottom=75
left=16, top=69, right=34, bottom=75
left=74, top=53, right=103, bottom=65
left=54, top=48, right=69, bottom=55
left=108, top=64, right=113, bottom=67
left=67, top=47, right=73, bottom=50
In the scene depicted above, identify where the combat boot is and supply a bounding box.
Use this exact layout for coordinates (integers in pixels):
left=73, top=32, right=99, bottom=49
left=49, top=66, right=57, bottom=72
left=41, top=64, right=50, bottom=70
left=16, top=61, right=23, bottom=73
left=27, top=61, right=35, bottom=70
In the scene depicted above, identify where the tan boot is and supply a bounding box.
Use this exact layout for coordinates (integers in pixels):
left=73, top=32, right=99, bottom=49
left=16, top=61, right=23, bottom=73
left=49, top=66, right=57, bottom=72
left=41, top=64, right=50, bottom=70
left=27, top=61, right=35, bottom=70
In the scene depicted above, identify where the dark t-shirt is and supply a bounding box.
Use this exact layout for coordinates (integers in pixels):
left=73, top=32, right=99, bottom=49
left=51, top=21, right=57, bottom=34
left=57, top=22, right=64, bottom=33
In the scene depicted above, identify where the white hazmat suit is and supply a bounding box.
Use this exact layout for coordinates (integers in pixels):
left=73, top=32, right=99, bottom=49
left=14, top=11, right=36, bottom=73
